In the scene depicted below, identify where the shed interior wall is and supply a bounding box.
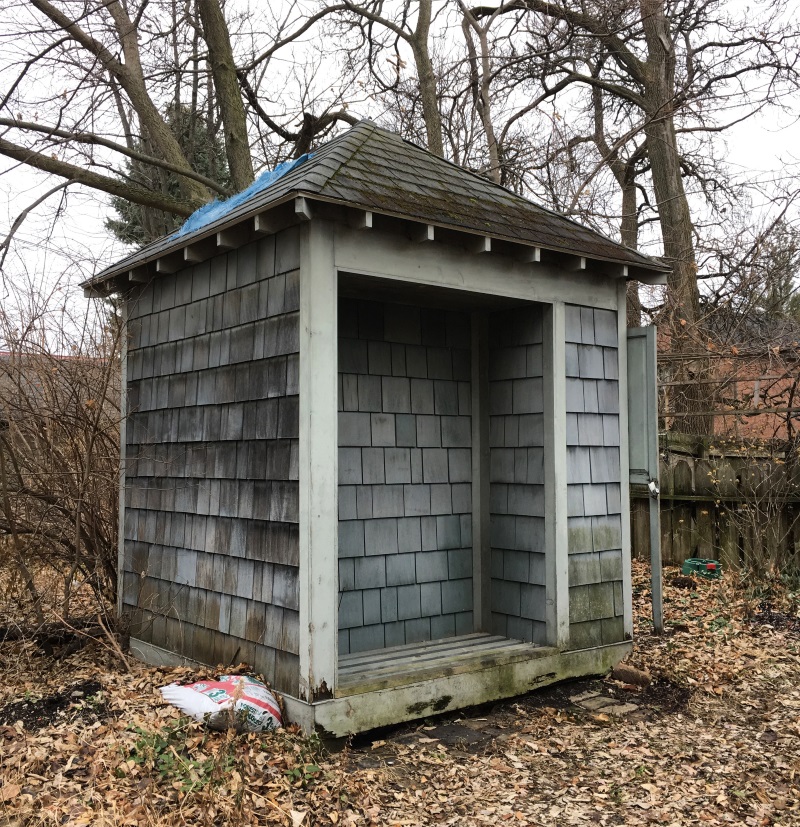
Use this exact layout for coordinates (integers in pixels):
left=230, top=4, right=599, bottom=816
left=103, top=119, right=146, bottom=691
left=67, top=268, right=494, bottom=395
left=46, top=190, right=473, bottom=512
left=335, top=284, right=558, bottom=655
left=487, top=306, right=548, bottom=644
left=337, top=297, right=474, bottom=654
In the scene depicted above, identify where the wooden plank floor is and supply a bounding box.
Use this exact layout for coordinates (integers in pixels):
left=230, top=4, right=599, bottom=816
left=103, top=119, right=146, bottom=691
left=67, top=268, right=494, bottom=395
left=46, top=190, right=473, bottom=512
left=337, top=633, right=554, bottom=697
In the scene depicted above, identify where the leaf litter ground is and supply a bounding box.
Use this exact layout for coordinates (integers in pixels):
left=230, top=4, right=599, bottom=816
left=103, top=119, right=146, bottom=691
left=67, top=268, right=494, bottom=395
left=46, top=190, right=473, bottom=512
left=1, top=561, right=799, bottom=826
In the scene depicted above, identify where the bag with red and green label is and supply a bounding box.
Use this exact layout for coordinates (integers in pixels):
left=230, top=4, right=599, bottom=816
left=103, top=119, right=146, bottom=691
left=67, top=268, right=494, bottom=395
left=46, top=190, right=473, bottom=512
left=160, top=675, right=282, bottom=732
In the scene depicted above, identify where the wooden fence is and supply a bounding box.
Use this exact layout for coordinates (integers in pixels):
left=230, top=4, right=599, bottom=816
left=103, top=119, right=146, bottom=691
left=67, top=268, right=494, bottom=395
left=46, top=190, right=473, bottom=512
left=631, top=432, right=800, bottom=570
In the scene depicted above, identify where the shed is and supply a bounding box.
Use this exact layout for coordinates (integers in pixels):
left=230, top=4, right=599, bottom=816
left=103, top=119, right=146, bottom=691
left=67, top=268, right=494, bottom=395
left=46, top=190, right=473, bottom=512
left=84, top=121, right=668, bottom=736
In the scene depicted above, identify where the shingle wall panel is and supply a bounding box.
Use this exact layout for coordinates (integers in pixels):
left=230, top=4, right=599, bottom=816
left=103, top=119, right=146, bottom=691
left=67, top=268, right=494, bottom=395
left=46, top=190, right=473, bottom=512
left=338, top=298, right=473, bottom=653
left=123, top=230, right=301, bottom=694
left=488, top=305, right=546, bottom=644
left=564, top=305, right=625, bottom=648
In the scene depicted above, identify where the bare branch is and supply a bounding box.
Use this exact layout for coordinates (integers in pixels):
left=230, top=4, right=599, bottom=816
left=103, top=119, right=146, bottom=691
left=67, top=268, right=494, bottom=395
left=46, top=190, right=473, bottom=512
left=243, top=4, right=350, bottom=72
left=0, top=118, right=231, bottom=196
left=0, top=136, right=198, bottom=216
left=0, top=181, right=72, bottom=271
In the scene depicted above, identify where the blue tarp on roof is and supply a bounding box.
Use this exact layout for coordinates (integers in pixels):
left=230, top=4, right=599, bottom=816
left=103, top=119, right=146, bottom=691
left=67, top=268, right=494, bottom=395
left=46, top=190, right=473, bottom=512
left=173, top=153, right=313, bottom=238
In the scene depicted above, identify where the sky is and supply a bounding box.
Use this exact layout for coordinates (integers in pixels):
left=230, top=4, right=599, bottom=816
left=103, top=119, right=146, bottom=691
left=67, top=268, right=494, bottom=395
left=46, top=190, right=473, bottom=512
left=0, top=0, right=798, bottom=343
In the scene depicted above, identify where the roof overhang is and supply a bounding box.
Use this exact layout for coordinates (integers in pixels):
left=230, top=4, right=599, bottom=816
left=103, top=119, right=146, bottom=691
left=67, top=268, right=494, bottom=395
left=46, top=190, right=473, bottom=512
left=82, top=192, right=670, bottom=297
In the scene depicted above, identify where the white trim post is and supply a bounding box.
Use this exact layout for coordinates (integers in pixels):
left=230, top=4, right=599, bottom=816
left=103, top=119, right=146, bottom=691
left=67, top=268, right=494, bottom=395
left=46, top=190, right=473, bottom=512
left=617, top=282, right=634, bottom=638
left=298, top=219, right=338, bottom=701
left=544, top=301, right=570, bottom=647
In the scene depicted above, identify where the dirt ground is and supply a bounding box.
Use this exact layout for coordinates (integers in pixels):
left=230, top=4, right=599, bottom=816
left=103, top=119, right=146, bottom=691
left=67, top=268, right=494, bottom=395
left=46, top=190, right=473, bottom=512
left=1, top=561, right=799, bottom=826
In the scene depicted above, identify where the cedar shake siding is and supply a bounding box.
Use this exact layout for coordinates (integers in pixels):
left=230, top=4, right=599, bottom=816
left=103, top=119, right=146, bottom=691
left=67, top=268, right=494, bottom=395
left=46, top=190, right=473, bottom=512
left=337, top=299, right=474, bottom=654
left=121, top=228, right=301, bottom=692
left=487, top=305, right=547, bottom=644
left=564, top=304, right=625, bottom=648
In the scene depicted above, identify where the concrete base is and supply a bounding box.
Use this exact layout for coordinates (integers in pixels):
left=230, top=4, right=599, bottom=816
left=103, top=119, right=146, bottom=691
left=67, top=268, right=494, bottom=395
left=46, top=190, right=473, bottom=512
left=130, top=637, right=630, bottom=737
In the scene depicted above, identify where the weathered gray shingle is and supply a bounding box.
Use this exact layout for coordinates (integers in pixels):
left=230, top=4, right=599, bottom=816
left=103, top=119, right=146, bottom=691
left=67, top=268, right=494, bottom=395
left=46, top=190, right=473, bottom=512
left=89, top=122, right=666, bottom=291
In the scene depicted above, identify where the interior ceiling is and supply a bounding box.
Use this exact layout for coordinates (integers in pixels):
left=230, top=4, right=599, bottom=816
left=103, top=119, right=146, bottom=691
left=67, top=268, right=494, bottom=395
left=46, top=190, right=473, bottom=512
left=338, top=271, right=533, bottom=312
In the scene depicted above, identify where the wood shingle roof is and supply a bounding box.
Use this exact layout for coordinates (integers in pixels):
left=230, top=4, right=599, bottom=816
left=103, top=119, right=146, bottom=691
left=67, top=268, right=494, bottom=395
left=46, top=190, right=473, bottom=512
left=86, top=120, right=669, bottom=289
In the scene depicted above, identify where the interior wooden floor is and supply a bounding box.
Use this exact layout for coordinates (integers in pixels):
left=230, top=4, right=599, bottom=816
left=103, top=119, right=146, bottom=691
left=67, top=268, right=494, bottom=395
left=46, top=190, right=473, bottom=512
left=336, top=632, right=554, bottom=697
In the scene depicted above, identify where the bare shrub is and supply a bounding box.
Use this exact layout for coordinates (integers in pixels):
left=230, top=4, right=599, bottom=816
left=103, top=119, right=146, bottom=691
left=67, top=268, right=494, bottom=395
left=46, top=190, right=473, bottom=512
left=0, top=297, right=121, bottom=629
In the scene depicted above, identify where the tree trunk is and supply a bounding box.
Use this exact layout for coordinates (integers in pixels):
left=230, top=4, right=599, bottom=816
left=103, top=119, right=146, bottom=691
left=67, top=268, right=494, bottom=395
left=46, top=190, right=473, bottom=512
left=411, top=0, right=444, bottom=157
left=591, top=83, right=642, bottom=328
left=197, top=0, right=254, bottom=192
left=640, top=0, right=709, bottom=435
left=103, top=0, right=213, bottom=208
left=461, top=11, right=501, bottom=182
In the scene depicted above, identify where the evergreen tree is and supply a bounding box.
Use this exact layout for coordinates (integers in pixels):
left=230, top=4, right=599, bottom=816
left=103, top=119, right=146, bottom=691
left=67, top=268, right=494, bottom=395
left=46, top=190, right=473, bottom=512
left=106, top=105, right=230, bottom=247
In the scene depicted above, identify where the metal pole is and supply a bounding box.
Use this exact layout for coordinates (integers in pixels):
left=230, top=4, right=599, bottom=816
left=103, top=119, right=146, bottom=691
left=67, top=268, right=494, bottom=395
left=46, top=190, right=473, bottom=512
left=649, top=483, right=663, bottom=633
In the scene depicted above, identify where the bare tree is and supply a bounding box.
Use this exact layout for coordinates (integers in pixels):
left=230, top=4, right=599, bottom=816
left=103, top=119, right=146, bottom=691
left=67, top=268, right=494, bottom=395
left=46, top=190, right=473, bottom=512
left=18, top=0, right=213, bottom=210
left=196, top=0, right=254, bottom=190
left=326, top=0, right=446, bottom=156
left=468, top=0, right=800, bottom=432
left=2, top=0, right=799, bottom=438
left=0, top=0, right=353, bottom=229
left=458, top=2, right=502, bottom=182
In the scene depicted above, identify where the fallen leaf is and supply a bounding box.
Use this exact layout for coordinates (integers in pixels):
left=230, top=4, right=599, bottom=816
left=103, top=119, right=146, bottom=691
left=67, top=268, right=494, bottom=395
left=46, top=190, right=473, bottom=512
left=0, top=784, right=20, bottom=802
